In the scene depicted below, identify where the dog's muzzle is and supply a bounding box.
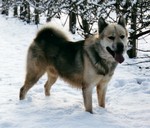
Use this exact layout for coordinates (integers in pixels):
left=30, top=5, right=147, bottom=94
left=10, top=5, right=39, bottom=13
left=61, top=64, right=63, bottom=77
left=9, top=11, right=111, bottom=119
left=106, top=43, right=124, bottom=63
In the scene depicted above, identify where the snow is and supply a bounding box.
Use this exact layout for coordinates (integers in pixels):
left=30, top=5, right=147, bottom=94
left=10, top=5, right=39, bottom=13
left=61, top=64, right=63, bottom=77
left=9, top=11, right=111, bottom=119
left=0, top=15, right=150, bottom=128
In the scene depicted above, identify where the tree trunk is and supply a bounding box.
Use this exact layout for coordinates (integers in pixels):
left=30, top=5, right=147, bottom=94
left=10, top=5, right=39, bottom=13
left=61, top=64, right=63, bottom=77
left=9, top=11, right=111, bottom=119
left=127, top=1, right=137, bottom=58
left=20, top=4, right=24, bottom=20
left=82, top=18, right=89, bottom=38
left=115, top=0, right=120, bottom=18
left=34, top=0, right=40, bottom=25
left=46, top=8, right=52, bottom=22
left=122, top=0, right=131, bottom=23
left=24, top=2, right=30, bottom=23
left=27, top=4, right=31, bottom=23
left=34, top=9, right=39, bottom=24
left=81, top=0, right=89, bottom=38
left=69, top=12, right=76, bottom=34
left=13, top=2, right=18, bottom=17
left=1, top=0, right=9, bottom=16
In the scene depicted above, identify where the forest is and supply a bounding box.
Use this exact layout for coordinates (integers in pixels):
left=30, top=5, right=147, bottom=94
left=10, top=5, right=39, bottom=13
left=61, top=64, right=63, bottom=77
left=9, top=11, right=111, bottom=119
left=1, top=0, right=150, bottom=58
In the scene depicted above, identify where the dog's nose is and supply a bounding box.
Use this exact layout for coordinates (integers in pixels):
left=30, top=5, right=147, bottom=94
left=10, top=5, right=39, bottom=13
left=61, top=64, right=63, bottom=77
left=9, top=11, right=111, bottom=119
left=116, top=43, right=124, bottom=54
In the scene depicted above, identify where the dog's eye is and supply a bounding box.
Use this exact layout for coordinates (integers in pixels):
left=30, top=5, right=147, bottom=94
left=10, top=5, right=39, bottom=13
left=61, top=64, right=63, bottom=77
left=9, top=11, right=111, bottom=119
left=108, top=36, right=115, bottom=40
left=120, top=35, right=125, bottom=39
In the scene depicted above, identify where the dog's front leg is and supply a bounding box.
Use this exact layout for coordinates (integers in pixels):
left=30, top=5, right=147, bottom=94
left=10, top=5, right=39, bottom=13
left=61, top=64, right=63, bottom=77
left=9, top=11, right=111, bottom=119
left=96, top=83, right=108, bottom=108
left=82, top=86, right=93, bottom=113
left=96, top=77, right=112, bottom=108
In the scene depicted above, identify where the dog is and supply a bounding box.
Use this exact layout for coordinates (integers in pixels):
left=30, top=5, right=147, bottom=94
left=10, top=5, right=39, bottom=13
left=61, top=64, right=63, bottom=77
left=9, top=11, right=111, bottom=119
left=19, top=17, right=128, bottom=113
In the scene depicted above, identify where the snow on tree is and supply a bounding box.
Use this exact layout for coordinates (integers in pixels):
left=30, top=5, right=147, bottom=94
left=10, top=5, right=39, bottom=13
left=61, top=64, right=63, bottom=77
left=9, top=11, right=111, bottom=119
left=0, top=0, right=149, bottom=58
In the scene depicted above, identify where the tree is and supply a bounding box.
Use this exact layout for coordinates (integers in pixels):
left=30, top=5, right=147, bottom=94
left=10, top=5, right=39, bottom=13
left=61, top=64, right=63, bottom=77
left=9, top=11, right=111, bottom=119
left=34, top=0, right=40, bottom=24
left=13, top=1, right=18, bottom=17
left=69, top=1, right=76, bottom=34
left=69, top=11, right=76, bottom=34
left=112, top=0, right=150, bottom=58
left=127, top=0, right=150, bottom=58
left=1, top=0, right=149, bottom=55
left=1, top=0, right=9, bottom=16
left=127, top=0, right=137, bottom=58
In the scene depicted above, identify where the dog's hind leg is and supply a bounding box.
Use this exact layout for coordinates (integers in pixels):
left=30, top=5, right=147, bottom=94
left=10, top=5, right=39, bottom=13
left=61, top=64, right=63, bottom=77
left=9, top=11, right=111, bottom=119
left=20, top=72, right=45, bottom=100
left=44, top=69, right=58, bottom=96
left=20, top=66, right=45, bottom=100
left=82, top=86, right=93, bottom=113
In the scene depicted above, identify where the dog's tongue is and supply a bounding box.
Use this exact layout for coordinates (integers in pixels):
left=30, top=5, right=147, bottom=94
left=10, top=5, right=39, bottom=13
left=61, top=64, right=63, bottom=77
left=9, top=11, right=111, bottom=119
left=115, top=53, right=124, bottom=63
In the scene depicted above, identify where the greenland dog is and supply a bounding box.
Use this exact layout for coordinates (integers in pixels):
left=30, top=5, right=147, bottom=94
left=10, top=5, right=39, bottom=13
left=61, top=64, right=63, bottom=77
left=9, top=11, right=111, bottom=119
left=20, top=17, right=128, bottom=113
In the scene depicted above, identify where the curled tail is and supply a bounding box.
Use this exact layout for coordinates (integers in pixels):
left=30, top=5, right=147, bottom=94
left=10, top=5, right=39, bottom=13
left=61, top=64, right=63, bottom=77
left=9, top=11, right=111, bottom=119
left=33, top=23, right=73, bottom=58
left=34, top=23, right=72, bottom=48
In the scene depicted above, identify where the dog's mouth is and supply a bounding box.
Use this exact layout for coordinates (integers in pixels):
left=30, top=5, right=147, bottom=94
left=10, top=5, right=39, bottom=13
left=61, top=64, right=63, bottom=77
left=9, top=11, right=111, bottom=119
left=106, top=47, right=124, bottom=63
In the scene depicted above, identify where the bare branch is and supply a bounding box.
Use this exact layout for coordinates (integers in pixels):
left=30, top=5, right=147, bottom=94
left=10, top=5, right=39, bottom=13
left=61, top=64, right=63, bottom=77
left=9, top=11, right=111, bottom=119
left=129, top=30, right=150, bottom=39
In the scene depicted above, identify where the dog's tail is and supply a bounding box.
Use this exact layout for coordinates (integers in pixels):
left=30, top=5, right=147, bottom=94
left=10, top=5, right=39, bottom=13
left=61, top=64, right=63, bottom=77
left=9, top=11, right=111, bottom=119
left=34, top=23, right=72, bottom=48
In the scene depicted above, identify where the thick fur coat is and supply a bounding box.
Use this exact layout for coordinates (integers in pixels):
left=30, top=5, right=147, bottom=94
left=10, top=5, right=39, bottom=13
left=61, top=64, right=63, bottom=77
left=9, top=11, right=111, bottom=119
left=20, top=17, right=128, bottom=113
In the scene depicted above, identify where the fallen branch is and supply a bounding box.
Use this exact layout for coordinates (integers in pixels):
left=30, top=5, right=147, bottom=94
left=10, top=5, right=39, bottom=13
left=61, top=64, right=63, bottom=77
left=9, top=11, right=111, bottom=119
left=136, top=48, right=150, bottom=52
left=125, top=60, right=150, bottom=65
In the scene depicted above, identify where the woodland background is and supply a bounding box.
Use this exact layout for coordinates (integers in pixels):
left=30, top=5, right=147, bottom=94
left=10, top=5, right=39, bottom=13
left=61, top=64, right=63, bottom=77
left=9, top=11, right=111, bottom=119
left=0, top=0, right=150, bottom=58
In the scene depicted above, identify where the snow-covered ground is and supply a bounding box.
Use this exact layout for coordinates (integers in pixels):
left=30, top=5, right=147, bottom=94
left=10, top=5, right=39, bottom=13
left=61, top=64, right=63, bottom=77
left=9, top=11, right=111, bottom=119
left=0, top=15, right=150, bottom=128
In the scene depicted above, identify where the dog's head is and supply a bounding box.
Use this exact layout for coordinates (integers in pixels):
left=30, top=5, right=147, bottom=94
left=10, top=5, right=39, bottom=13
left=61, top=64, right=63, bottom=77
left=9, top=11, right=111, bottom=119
left=98, top=17, right=128, bottom=63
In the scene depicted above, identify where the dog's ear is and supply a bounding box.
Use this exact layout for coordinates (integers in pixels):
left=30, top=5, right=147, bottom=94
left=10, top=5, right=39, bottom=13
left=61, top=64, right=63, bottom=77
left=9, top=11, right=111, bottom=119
left=118, top=17, right=126, bottom=28
left=98, top=17, right=108, bottom=34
